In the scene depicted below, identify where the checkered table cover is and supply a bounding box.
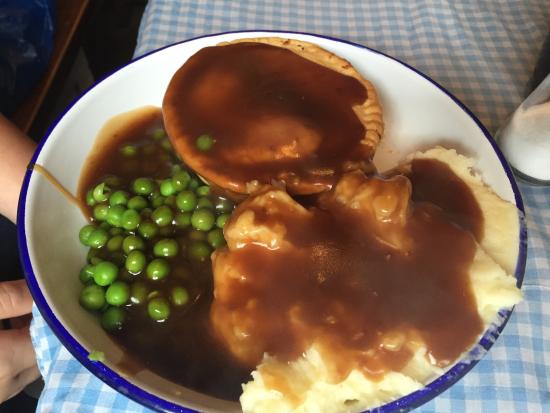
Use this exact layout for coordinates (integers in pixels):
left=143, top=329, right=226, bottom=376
left=30, top=1, right=550, bottom=412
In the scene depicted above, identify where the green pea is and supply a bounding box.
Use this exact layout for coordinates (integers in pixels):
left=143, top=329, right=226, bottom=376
left=89, top=257, right=103, bottom=266
left=160, top=179, right=175, bottom=196
left=120, top=144, right=137, bottom=157
left=121, top=209, right=141, bottom=230
left=109, top=227, right=124, bottom=236
left=189, top=178, right=200, bottom=190
left=107, top=205, right=126, bottom=227
left=188, top=241, right=212, bottom=262
left=79, top=284, right=105, bottom=311
left=79, top=264, right=96, bottom=284
left=93, top=261, right=118, bottom=286
left=92, top=183, right=110, bottom=203
left=104, top=176, right=122, bottom=187
left=160, top=138, right=172, bottom=151
left=172, top=170, right=190, bottom=191
left=88, top=350, right=105, bottom=362
left=130, top=281, right=148, bottom=305
left=122, top=235, right=145, bottom=254
left=93, top=204, right=109, bottom=221
left=127, top=195, right=148, bottom=211
left=99, top=221, right=111, bottom=231
left=140, top=207, right=153, bottom=218
left=152, top=205, right=173, bottom=227
left=153, top=239, right=179, bottom=257
left=196, top=185, right=210, bottom=197
left=176, top=190, right=197, bottom=212
left=197, top=197, right=214, bottom=209
left=158, top=225, right=175, bottom=237
left=216, top=213, right=230, bottom=228
left=207, top=228, right=226, bottom=249
left=79, top=224, right=96, bottom=246
left=105, top=281, right=130, bottom=306
left=132, top=177, right=155, bottom=196
left=109, top=190, right=129, bottom=207
left=125, top=250, right=146, bottom=274
left=88, top=228, right=109, bottom=249
left=147, top=297, right=170, bottom=321
left=164, top=195, right=176, bottom=208
left=150, top=193, right=165, bottom=208
left=191, top=208, right=215, bottom=231
left=101, top=307, right=125, bottom=331
left=196, top=134, right=214, bottom=151
left=160, top=137, right=172, bottom=151
left=152, top=128, right=166, bottom=140
left=138, top=220, right=158, bottom=239
left=146, top=258, right=170, bottom=281
left=215, top=198, right=234, bottom=214
left=86, top=189, right=96, bottom=207
left=175, top=212, right=191, bottom=228
left=87, top=248, right=103, bottom=265
left=147, top=290, right=160, bottom=301
left=106, top=235, right=124, bottom=252
left=171, top=286, right=189, bottom=306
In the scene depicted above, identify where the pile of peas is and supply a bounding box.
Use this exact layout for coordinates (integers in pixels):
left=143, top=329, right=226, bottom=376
left=77, top=129, right=233, bottom=332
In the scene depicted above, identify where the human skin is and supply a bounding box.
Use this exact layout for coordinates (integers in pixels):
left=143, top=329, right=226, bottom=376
left=0, top=114, right=36, bottom=222
left=0, top=114, right=40, bottom=402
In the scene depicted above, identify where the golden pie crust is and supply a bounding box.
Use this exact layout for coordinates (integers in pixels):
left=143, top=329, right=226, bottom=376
left=163, top=37, right=384, bottom=194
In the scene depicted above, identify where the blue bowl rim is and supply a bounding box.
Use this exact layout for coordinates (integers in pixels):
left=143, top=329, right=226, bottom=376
left=17, top=29, right=528, bottom=413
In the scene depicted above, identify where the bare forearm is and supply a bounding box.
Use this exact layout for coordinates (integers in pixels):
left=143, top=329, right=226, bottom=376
left=0, top=115, right=36, bottom=223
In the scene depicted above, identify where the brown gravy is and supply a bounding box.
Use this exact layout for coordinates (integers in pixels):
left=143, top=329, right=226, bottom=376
left=80, top=106, right=485, bottom=400
left=32, top=163, right=88, bottom=217
left=78, top=106, right=172, bottom=201
left=407, top=158, right=484, bottom=241
left=78, top=107, right=250, bottom=400
left=213, top=162, right=484, bottom=382
left=163, top=42, right=369, bottom=193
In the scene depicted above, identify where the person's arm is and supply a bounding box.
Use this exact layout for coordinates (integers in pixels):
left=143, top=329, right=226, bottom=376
left=0, top=280, right=39, bottom=402
left=0, top=114, right=36, bottom=223
left=0, top=114, right=40, bottom=402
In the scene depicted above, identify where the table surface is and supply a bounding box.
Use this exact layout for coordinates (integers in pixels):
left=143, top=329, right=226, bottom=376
left=29, top=1, right=550, bottom=412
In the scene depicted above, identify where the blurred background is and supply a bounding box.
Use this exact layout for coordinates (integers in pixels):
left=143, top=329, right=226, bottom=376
left=0, top=1, right=146, bottom=411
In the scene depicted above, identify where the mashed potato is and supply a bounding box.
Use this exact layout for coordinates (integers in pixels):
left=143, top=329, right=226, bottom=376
left=241, top=248, right=520, bottom=413
left=216, top=147, right=522, bottom=413
left=405, top=147, right=520, bottom=275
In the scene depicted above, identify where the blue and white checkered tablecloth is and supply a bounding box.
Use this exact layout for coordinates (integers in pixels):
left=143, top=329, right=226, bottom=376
left=30, top=1, right=550, bottom=412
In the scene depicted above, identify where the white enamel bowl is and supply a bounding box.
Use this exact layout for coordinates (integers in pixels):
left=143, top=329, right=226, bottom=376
left=18, top=31, right=526, bottom=413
